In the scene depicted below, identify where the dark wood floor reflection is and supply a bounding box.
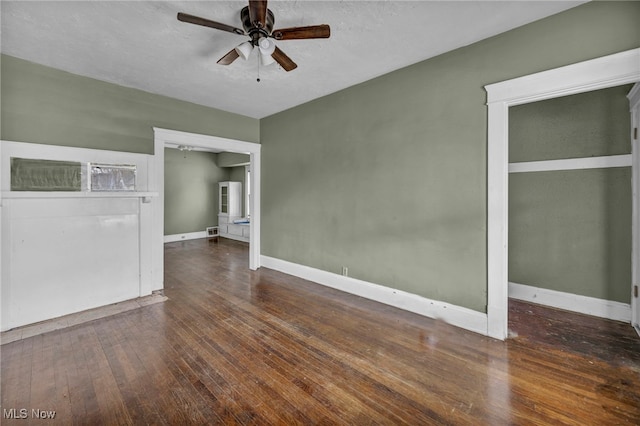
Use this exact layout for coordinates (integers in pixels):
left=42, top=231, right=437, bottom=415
left=2, top=238, right=639, bottom=424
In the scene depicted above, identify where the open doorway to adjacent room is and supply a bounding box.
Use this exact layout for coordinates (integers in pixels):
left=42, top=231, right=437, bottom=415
left=506, top=84, right=637, bottom=351
left=153, top=128, right=261, bottom=292
left=485, top=48, right=640, bottom=340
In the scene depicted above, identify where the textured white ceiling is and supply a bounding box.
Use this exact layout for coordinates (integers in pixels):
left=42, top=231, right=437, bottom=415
left=1, top=1, right=586, bottom=119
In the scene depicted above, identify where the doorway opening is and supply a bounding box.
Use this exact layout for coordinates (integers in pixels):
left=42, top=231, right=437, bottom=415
left=507, top=84, right=634, bottom=329
left=485, top=48, right=640, bottom=340
left=152, top=128, right=261, bottom=292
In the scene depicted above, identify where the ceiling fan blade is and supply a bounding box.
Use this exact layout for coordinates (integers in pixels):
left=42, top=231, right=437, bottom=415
left=177, top=12, right=245, bottom=35
left=271, top=25, right=331, bottom=40
left=248, top=0, right=268, bottom=28
left=217, top=49, right=240, bottom=65
left=272, top=47, right=297, bottom=72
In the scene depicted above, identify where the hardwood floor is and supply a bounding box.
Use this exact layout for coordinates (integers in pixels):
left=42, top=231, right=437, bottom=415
left=2, top=238, right=639, bottom=424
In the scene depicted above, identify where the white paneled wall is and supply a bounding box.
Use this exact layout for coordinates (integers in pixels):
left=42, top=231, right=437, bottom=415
left=0, top=141, right=158, bottom=331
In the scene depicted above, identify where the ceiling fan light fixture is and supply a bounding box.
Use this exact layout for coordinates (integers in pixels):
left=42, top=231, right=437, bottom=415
left=258, top=37, right=275, bottom=55
left=258, top=37, right=276, bottom=66
left=260, top=51, right=276, bottom=66
left=235, top=41, right=254, bottom=60
left=177, top=1, right=330, bottom=74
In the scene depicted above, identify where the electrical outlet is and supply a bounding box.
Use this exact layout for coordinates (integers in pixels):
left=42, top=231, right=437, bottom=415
left=342, top=266, right=348, bottom=277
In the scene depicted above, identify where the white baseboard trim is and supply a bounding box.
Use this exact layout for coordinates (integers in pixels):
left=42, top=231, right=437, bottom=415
left=164, top=231, right=207, bottom=243
left=261, top=255, right=488, bottom=336
left=220, top=234, right=249, bottom=243
left=509, top=282, right=631, bottom=322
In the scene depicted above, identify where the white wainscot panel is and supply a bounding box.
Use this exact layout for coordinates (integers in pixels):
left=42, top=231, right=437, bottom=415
left=5, top=197, right=141, bottom=329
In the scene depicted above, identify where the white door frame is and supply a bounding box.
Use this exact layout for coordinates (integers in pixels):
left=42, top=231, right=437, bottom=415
left=629, top=83, right=640, bottom=333
left=484, top=48, right=640, bottom=340
left=152, top=128, right=261, bottom=291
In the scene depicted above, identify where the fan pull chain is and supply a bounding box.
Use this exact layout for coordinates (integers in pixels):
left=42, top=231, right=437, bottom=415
left=257, top=49, right=261, bottom=83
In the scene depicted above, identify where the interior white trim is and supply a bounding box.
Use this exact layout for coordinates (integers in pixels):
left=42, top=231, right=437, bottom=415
left=629, top=83, right=640, bottom=331
left=164, top=231, right=207, bottom=243
left=486, top=49, right=640, bottom=106
left=508, top=154, right=631, bottom=173
left=509, top=282, right=631, bottom=323
left=218, top=233, right=249, bottom=244
left=1, top=191, right=157, bottom=199
left=629, top=82, right=640, bottom=108
left=153, top=128, right=261, bottom=286
left=0, top=141, right=3, bottom=331
left=261, top=255, right=488, bottom=335
left=485, top=48, right=640, bottom=340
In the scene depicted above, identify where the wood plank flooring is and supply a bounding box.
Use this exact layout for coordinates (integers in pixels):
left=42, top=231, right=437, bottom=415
left=2, top=238, right=639, bottom=424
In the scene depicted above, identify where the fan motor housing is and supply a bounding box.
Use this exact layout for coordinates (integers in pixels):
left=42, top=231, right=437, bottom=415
left=240, top=6, right=274, bottom=40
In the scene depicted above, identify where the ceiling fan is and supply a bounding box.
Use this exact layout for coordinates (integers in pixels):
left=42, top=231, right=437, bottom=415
left=177, top=0, right=330, bottom=72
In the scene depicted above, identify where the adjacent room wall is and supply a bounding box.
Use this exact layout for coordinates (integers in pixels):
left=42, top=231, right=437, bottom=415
left=260, top=1, right=640, bottom=313
left=164, top=148, right=230, bottom=236
left=1, top=55, right=259, bottom=153
left=509, top=85, right=632, bottom=162
left=508, top=85, right=633, bottom=304
left=218, top=152, right=250, bottom=168
left=164, top=151, right=247, bottom=236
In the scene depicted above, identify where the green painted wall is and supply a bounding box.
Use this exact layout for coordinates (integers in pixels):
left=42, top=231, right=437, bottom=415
left=1, top=55, right=259, bottom=154
left=509, top=85, right=633, bottom=162
left=260, top=1, right=640, bottom=313
left=1, top=55, right=259, bottom=238
left=509, top=168, right=631, bottom=303
left=164, top=152, right=247, bottom=236
left=164, top=149, right=229, bottom=235
left=218, top=152, right=250, bottom=168
left=509, top=85, right=632, bottom=303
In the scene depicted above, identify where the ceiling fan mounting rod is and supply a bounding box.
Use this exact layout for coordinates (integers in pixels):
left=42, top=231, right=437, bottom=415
left=248, top=28, right=269, bottom=46
left=241, top=6, right=274, bottom=35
